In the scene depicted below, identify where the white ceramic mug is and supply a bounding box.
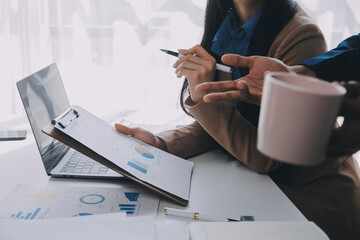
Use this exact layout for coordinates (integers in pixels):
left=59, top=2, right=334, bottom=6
left=257, top=72, right=346, bottom=166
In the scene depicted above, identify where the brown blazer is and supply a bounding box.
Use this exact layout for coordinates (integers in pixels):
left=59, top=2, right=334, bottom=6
left=157, top=7, right=360, bottom=240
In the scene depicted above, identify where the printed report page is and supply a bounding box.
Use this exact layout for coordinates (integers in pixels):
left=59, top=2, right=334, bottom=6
left=53, top=106, right=194, bottom=200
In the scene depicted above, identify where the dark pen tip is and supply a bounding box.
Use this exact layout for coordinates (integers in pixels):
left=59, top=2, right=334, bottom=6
left=160, top=49, right=167, bottom=53
left=227, top=218, right=240, bottom=222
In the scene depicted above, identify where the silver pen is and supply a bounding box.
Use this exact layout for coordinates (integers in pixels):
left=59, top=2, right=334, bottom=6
left=160, top=49, right=232, bottom=74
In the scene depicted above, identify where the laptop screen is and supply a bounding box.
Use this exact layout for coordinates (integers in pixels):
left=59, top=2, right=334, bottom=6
left=17, top=63, right=70, bottom=159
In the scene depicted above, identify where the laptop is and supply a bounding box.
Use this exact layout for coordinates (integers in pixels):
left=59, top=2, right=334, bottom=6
left=17, top=63, right=124, bottom=179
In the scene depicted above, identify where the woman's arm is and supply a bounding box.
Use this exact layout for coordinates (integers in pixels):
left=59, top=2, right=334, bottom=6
left=114, top=121, right=219, bottom=159
left=185, top=16, right=328, bottom=173
left=187, top=98, right=283, bottom=173
left=157, top=121, right=219, bottom=159
left=115, top=44, right=220, bottom=159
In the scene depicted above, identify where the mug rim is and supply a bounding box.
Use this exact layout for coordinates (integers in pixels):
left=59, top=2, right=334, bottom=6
left=266, top=72, right=346, bottom=97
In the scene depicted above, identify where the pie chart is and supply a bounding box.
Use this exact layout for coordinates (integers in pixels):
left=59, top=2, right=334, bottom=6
left=135, top=146, right=154, bottom=159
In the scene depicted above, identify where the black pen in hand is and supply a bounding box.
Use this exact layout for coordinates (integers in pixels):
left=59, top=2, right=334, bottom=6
left=160, top=49, right=232, bottom=74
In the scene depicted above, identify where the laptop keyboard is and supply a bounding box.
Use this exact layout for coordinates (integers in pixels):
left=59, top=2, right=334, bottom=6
left=60, top=151, right=109, bottom=175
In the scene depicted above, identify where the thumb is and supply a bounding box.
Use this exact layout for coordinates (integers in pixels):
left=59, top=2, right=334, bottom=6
left=114, top=123, right=135, bottom=136
left=221, top=54, right=253, bottom=68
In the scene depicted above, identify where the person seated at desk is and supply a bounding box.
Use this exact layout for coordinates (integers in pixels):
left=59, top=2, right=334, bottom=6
left=198, top=33, right=360, bottom=157
left=116, top=0, right=326, bottom=165
left=114, top=0, right=346, bottom=237
left=194, top=34, right=360, bottom=239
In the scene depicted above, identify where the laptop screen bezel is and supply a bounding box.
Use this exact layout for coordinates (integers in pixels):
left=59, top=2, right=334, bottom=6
left=16, top=63, right=71, bottom=174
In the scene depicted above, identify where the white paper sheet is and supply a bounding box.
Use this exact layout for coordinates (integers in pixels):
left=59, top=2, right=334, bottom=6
left=0, top=214, right=156, bottom=240
left=155, top=219, right=189, bottom=240
left=189, top=222, right=329, bottom=240
left=54, top=106, right=193, bottom=200
left=0, top=184, right=159, bottom=220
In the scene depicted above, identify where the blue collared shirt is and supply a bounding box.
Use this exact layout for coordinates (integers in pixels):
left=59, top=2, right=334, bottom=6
left=211, top=8, right=263, bottom=80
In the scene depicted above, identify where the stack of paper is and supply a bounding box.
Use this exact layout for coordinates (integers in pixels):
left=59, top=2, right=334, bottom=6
left=0, top=213, right=191, bottom=240
left=189, top=221, right=329, bottom=240
left=0, top=214, right=155, bottom=240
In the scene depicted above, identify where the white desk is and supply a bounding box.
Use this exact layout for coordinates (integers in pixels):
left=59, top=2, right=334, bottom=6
left=0, top=134, right=306, bottom=222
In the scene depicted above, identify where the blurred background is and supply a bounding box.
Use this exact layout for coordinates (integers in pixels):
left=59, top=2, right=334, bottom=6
left=1, top=0, right=359, bottom=119
left=0, top=0, right=359, bottom=157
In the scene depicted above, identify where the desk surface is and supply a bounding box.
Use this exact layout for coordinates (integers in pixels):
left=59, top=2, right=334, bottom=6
left=0, top=136, right=306, bottom=222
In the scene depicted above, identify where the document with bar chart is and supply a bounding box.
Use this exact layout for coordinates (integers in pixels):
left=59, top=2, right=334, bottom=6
left=0, top=185, right=159, bottom=220
left=43, top=105, right=194, bottom=206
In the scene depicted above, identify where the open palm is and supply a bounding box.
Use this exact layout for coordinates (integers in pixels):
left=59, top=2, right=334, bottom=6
left=196, top=54, right=292, bottom=106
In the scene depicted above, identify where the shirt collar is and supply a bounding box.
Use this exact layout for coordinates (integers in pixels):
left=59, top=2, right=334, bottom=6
left=211, top=8, right=263, bottom=56
left=241, top=8, right=263, bottom=41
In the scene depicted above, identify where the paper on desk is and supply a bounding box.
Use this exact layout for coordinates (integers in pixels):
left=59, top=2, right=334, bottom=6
left=54, top=106, right=193, bottom=200
left=189, top=222, right=329, bottom=240
left=0, top=214, right=157, bottom=240
left=155, top=219, right=189, bottom=240
left=0, top=184, right=159, bottom=220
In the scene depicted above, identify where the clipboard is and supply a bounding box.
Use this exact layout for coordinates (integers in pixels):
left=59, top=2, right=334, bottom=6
left=42, top=105, right=193, bottom=206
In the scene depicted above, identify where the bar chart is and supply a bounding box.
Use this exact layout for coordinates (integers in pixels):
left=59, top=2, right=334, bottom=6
left=0, top=185, right=159, bottom=220
left=119, top=204, right=136, bottom=215
left=10, top=208, right=41, bottom=220
left=128, top=159, right=148, bottom=174
left=119, top=192, right=140, bottom=215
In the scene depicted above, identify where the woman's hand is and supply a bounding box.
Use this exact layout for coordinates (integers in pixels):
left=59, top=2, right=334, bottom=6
left=173, top=45, right=216, bottom=103
left=196, top=54, right=292, bottom=106
left=196, top=79, right=257, bottom=105
left=114, top=123, right=167, bottom=150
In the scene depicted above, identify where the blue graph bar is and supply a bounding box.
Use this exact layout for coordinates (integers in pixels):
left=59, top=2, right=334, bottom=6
left=127, top=161, right=147, bottom=174
left=119, top=204, right=136, bottom=207
left=125, top=192, right=139, bottom=202
left=78, top=213, right=92, bottom=216
left=11, top=214, right=15, bottom=217
left=16, top=211, right=23, bottom=218
left=30, top=208, right=41, bottom=220
left=25, top=213, right=32, bottom=220
left=120, top=208, right=134, bottom=211
left=119, top=203, right=136, bottom=215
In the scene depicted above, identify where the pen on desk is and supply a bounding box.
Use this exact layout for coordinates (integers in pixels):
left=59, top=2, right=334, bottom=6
left=164, top=207, right=239, bottom=222
left=160, top=49, right=233, bottom=74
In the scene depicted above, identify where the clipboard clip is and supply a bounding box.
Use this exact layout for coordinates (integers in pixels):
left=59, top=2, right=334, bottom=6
left=52, top=108, right=79, bottom=129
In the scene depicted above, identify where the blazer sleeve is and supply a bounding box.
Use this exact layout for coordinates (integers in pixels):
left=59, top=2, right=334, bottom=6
left=185, top=98, right=282, bottom=174
left=156, top=121, right=218, bottom=159
left=300, top=34, right=360, bottom=81
left=269, top=17, right=327, bottom=65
